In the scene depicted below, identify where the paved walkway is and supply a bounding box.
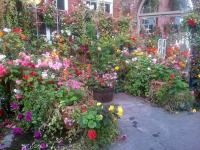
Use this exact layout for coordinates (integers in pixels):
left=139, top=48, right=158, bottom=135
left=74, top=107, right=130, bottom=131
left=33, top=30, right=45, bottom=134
left=110, top=93, right=200, bottom=150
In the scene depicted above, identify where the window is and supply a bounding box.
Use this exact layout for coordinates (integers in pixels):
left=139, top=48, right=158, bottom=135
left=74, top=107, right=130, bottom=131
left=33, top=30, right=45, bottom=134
left=105, top=3, right=110, bottom=13
left=57, top=0, right=65, bottom=10
left=35, top=0, right=68, bottom=40
left=86, top=0, right=113, bottom=14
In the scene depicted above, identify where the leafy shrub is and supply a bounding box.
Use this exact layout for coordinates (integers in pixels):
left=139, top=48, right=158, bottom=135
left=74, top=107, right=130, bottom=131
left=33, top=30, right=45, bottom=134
left=150, top=79, right=194, bottom=111
left=124, top=56, right=154, bottom=97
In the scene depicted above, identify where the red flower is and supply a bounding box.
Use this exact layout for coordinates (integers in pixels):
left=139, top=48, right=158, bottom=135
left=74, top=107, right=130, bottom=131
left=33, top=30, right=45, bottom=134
left=131, top=36, right=137, bottom=43
left=187, top=18, right=196, bottom=27
left=169, top=73, right=175, bottom=80
left=181, top=50, right=189, bottom=58
left=12, top=27, right=22, bottom=33
left=0, top=109, right=3, bottom=117
left=23, top=75, right=30, bottom=80
left=81, top=105, right=87, bottom=113
left=87, top=129, right=96, bottom=140
left=30, top=71, right=37, bottom=77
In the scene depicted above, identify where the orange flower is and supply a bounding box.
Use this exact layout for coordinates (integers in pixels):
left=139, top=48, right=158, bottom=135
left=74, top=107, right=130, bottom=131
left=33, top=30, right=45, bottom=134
left=20, top=33, right=27, bottom=40
left=0, top=31, right=4, bottom=37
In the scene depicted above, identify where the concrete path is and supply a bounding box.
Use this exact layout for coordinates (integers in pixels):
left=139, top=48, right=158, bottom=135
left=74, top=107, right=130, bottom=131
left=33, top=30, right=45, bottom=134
left=110, top=93, right=200, bottom=150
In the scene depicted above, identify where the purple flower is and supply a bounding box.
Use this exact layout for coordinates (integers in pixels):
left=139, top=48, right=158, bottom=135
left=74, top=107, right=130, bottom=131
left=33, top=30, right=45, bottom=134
left=39, top=142, right=47, bottom=149
left=25, top=111, right=32, bottom=122
left=17, top=113, right=23, bottom=120
left=79, top=44, right=88, bottom=53
left=21, top=144, right=29, bottom=150
left=10, top=102, right=19, bottom=110
left=34, top=130, right=41, bottom=139
left=12, top=127, right=22, bottom=135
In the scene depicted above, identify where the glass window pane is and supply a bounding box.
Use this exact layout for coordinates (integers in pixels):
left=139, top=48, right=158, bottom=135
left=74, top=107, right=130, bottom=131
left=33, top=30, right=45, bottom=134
left=57, top=0, right=65, bottom=10
left=105, top=3, right=110, bottom=13
left=91, top=2, right=97, bottom=10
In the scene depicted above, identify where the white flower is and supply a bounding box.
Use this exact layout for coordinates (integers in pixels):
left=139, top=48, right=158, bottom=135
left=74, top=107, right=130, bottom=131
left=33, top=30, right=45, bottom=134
left=42, top=71, right=48, bottom=79
left=51, top=74, right=55, bottom=79
left=61, top=30, right=64, bottom=34
left=132, top=57, right=138, bottom=62
left=147, top=67, right=151, bottom=71
left=3, top=28, right=11, bottom=33
left=65, top=30, right=71, bottom=36
left=125, top=60, right=130, bottom=64
left=0, top=54, right=6, bottom=61
left=152, top=58, right=157, bottom=64
left=14, top=89, right=21, bottom=94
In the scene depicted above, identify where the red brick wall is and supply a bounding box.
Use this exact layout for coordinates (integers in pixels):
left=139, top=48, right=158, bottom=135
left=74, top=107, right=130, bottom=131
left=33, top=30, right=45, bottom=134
left=113, top=0, right=121, bottom=18
left=68, top=0, right=81, bottom=13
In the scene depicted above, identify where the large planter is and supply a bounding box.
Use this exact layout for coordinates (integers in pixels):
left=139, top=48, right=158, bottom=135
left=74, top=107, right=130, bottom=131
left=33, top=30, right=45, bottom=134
left=93, top=88, right=114, bottom=103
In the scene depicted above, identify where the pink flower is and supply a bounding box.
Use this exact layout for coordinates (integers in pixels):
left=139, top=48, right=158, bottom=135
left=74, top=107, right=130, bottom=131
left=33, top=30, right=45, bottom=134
left=0, top=64, right=6, bottom=77
left=48, top=60, right=62, bottom=70
left=15, top=94, right=22, bottom=100
left=16, top=80, right=22, bottom=85
left=63, top=58, right=70, bottom=69
left=66, top=80, right=81, bottom=89
left=36, top=59, right=48, bottom=68
left=57, top=81, right=63, bottom=86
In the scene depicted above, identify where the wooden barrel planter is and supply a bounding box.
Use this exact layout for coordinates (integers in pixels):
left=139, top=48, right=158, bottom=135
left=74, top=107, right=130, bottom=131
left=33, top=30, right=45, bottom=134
left=93, top=88, right=114, bottom=103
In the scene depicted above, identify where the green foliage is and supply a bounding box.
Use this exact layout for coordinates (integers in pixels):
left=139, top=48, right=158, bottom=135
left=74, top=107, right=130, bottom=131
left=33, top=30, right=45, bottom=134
left=151, top=80, right=194, bottom=111
left=0, top=32, right=26, bottom=59
left=124, top=56, right=154, bottom=96
left=58, top=87, right=82, bottom=107
left=21, top=83, right=57, bottom=128
left=78, top=107, right=102, bottom=129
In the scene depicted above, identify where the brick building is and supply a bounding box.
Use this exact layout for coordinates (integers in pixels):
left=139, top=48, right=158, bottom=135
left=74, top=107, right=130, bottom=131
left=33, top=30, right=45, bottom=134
left=38, top=0, right=192, bottom=39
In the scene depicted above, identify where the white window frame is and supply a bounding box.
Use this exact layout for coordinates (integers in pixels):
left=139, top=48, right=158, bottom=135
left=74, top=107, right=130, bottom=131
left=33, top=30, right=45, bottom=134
left=86, top=0, right=113, bottom=15
left=45, top=0, right=68, bottom=41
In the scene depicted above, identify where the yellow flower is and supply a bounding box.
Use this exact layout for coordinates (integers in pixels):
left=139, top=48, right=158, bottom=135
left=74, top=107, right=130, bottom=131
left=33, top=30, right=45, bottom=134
left=116, top=49, right=121, bottom=54
left=114, top=66, right=120, bottom=71
left=192, top=109, right=197, bottom=113
left=108, top=105, right=114, bottom=112
left=117, top=106, right=123, bottom=117
left=97, top=102, right=102, bottom=106
left=198, top=74, right=200, bottom=78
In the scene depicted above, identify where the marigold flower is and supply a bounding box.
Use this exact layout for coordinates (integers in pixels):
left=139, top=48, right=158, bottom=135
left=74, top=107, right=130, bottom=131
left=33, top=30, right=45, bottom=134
left=117, top=106, right=123, bottom=117
left=87, top=129, right=96, bottom=140
left=108, top=105, right=114, bottom=112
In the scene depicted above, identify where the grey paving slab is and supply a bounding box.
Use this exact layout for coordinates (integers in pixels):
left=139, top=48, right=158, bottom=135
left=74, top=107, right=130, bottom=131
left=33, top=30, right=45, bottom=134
left=109, top=93, right=200, bottom=150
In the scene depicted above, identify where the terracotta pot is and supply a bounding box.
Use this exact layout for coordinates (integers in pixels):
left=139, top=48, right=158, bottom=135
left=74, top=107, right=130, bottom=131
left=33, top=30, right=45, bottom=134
left=93, top=88, right=114, bottom=103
